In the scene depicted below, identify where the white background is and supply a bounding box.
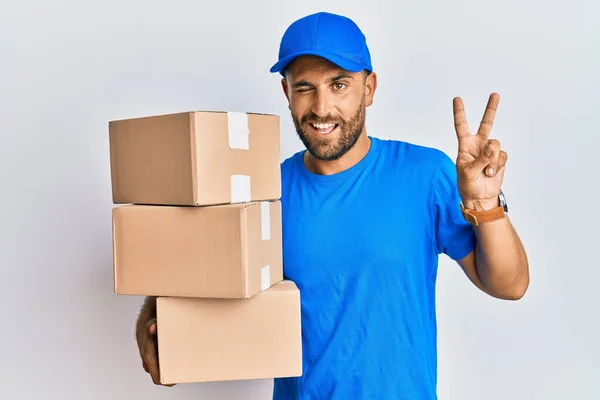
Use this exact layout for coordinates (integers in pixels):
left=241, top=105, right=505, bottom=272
left=1, top=0, right=599, bottom=399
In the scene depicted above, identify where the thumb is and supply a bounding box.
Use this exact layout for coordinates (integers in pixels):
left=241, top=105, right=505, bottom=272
left=468, top=140, right=495, bottom=174
left=146, top=318, right=157, bottom=335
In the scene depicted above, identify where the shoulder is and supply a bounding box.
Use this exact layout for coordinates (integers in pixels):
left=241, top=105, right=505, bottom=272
left=371, top=136, right=455, bottom=175
left=279, top=149, right=305, bottom=195
left=280, top=149, right=303, bottom=177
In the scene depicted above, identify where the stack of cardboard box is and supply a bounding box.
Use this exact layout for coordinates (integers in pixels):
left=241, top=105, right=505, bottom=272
left=108, top=110, right=302, bottom=385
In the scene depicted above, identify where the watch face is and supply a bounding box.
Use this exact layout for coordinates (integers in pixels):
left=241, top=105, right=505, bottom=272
left=499, top=190, right=508, bottom=212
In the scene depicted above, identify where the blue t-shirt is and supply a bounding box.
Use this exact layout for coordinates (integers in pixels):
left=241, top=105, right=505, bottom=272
left=272, top=136, right=476, bottom=400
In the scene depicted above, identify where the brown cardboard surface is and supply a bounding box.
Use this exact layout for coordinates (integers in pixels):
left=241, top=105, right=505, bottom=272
left=109, top=110, right=281, bottom=206
left=157, top=280, right=303, bottom=384
left=112, top=200, right=283, bottom=298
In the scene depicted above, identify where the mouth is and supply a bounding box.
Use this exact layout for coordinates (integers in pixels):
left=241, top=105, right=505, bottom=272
left=309, top=122, right=339, bottom=135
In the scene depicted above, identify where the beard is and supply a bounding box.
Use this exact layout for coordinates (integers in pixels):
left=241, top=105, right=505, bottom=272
left=291, top=97, right=366, bottom=161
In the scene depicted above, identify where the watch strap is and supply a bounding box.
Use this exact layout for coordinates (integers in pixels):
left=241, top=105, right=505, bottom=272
left=460, top=203, right=506, bottom=226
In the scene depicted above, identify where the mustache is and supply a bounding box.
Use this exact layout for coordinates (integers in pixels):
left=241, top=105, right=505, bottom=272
left=300, top=112, right=342, bottom=125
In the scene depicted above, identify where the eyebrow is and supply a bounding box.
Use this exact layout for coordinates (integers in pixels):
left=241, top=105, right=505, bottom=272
left=292, top=73, right=355, bottom=88
left=329, top=73, right=354, bottom=82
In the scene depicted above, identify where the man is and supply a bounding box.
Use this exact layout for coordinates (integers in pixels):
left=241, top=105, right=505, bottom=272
left=135, top=11, right=529, bottom=399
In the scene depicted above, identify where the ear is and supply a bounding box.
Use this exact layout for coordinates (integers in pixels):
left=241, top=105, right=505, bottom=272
left=281, top=77, right=290, bottom=103
left=364, top=72, right=377, bottom=107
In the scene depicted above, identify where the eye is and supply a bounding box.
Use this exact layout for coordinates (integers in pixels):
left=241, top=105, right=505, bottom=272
left=294, top=86, right=313, bottom=93
left=332, top=82, right=346, bottom=91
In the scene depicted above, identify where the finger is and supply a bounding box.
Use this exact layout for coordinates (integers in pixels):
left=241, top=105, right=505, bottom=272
left=144, top=349, right=175, bottom=387
left=477, top=93, right=500, bottom=139
left=467, top=139, right=500, bottom=175
left=484, top=140, right=502, bottom=177
left=453, top=97, right=471, bottom=139
left=143, top=338, right=162, bottom=385
left=499, top=150, right=507, bottom=168
left=147, top=318, right=157, bottom=335
left=496, top=150, right=508, bottom=173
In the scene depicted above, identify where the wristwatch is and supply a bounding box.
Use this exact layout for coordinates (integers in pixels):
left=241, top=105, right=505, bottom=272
left=499, top=190, right=508, bottom=213
left=460, top=189, right=508, bottom=226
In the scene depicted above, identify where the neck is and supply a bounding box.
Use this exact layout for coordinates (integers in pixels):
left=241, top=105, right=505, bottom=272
left=304, top=132, right=371, bottom=175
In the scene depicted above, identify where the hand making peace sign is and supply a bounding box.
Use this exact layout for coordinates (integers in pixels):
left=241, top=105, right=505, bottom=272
left=453, top=93, right=507, bottom=210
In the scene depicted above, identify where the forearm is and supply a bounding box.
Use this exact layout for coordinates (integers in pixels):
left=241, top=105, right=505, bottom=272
left=463, top=197, right=529, bottom=299
left=136, top=296, right=157, bottom=337
left=142, top=296, right=157, bottom=314
left=471, top=211, right=529, bottom=299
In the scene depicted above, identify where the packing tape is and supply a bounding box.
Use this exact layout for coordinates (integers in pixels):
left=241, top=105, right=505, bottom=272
left=261, top=265, right=271, bottom=291
left=230, top=175, right=251, bottom=203
left=227, top=112, right=249, bottom=150
left=261, top=201, right=271, bottom=240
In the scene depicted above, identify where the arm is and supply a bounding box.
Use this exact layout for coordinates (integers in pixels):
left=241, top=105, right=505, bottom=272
left=136, top=296, right=157, bottom=341
left=457, top=203, right=529, bottom=300
left=136, top=296, right=176, bottom=387
left=451, top=93, right=529, bottom=300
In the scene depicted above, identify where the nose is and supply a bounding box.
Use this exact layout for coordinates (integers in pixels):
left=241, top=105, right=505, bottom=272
left=311, top=87, right=331, bottom=118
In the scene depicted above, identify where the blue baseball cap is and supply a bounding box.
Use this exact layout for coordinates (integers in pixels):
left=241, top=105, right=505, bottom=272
left=269, top=12, right=373, bottom=76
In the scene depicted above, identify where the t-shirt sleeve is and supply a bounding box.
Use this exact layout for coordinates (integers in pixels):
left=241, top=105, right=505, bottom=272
left=431, top=151, right=476, bottom=261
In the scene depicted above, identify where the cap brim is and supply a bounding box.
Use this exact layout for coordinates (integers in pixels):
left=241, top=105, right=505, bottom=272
left=269, top=50, right=367, bottom=76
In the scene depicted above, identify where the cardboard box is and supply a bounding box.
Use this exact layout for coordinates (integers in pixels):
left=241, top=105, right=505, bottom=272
left=157, top=280, right=303, bottom=384
left=112, top=200, right=283, bottom=298
left=109, top=111, right=281, bottom=206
